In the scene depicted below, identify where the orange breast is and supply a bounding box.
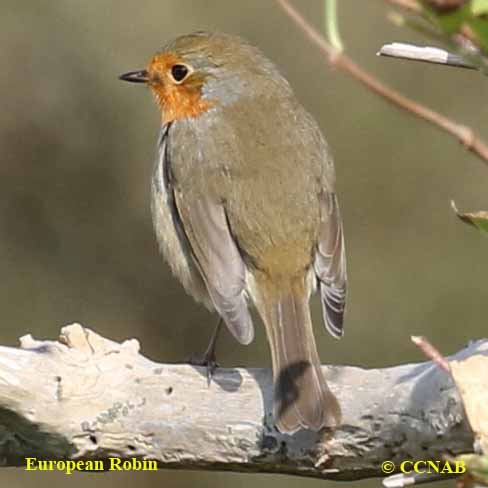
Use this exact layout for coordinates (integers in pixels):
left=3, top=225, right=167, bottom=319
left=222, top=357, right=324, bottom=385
left=147, top=53, right=212, bottom=124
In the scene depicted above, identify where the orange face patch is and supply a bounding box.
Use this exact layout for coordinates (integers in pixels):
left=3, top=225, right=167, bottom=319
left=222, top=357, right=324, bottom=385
left=146, top=53, right=212, bottom=124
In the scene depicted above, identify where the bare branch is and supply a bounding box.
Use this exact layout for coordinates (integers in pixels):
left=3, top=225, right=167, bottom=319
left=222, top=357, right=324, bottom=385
left=275, top=0, right=488, bottom=165
left=0, top=323, right=479, bottom=479
left=411, top=335, right=451, bottom=373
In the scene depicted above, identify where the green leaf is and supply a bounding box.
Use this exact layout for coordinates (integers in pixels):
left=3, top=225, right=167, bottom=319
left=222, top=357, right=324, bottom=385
left=451, top=201, right=488, bottom=233
left=472, top=0, right=488, bottom=16
left=432, top=4, right=472, bottom=33
left=469, top=17, right=488, bottom=52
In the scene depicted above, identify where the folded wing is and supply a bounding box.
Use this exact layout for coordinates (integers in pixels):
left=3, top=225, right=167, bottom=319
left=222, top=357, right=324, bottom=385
left=174, top=193, right=254, bottom=345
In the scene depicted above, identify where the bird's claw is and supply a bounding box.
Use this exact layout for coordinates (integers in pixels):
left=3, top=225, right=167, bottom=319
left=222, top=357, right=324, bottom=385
left=189, top=352, right=219, bottom=385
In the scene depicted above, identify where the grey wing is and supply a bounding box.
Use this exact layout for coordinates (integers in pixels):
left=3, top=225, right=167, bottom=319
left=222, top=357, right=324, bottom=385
left=174, top=192, right=254, bottom=345
left=314, top=192, right=347, bottom=338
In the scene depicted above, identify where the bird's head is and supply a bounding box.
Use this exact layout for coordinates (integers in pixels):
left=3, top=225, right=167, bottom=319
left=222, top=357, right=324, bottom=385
left=119, top=31, right=289, bottom=124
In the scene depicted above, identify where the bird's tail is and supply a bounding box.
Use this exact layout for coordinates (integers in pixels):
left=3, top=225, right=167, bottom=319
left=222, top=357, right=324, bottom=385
left=255, top=276, right=341, bottom=433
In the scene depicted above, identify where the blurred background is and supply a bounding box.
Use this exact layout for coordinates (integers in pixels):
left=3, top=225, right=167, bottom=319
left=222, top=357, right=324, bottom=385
left=1, top=0, right=486, bottom=487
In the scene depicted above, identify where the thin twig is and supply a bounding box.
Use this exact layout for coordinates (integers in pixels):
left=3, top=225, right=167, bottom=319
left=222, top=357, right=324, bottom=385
left=378, top=42, right=477, bottom=70
left=325, top=0, right=343, bottom=52
left=275, top=0, right=488, bottom=165
left=411, top=335, right=451, bottom=373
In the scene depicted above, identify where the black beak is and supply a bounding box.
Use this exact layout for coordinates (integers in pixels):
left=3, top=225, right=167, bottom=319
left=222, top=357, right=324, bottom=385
left=119, top=70, right=149, bottom=83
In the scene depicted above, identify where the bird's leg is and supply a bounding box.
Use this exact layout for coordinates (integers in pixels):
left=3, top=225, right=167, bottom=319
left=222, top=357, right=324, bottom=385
left=189, top=319, right=222, bottom=383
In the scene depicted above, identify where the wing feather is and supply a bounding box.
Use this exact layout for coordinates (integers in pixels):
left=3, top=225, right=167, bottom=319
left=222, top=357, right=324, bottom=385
left=314, top=192, right=347, bottom=338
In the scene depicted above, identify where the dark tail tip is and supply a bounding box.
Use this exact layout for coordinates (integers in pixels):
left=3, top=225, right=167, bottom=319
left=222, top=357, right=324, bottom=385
left=274, top=361, right=341, bottom=433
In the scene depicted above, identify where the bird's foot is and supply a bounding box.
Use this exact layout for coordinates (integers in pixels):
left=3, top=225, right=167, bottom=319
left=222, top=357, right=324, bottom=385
left=189, top=350, right=219, bottom=385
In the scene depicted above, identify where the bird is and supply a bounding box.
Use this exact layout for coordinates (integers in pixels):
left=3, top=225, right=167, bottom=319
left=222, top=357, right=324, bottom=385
left=119, top=31, right=347, bottom=433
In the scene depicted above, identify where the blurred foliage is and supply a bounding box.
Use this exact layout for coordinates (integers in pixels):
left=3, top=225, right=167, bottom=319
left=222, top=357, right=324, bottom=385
left=425, top=0, right=488, bottom=52
left=396, top=0, right=488, bottom=57
left=390, top=0, right=488, bottom=232
left=454, top=454, right=488, bottom=487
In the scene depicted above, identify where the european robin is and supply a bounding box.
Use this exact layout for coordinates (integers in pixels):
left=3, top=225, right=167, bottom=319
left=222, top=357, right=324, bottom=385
left=120, top=31, right=347, bottom=433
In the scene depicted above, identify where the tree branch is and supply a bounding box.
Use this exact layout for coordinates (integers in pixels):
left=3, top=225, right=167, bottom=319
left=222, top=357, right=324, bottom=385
left=275, top=0, right=488, bottom=165
left=0, top=323, right=479, bottom=479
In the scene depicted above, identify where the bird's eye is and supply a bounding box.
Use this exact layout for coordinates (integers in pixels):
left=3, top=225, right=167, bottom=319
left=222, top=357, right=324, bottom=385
left=171, top=64, right=190, bottom=83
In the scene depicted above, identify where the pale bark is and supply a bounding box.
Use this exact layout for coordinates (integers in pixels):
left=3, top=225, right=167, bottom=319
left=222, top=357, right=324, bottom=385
left=0, top=323, right=478, bottom=480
